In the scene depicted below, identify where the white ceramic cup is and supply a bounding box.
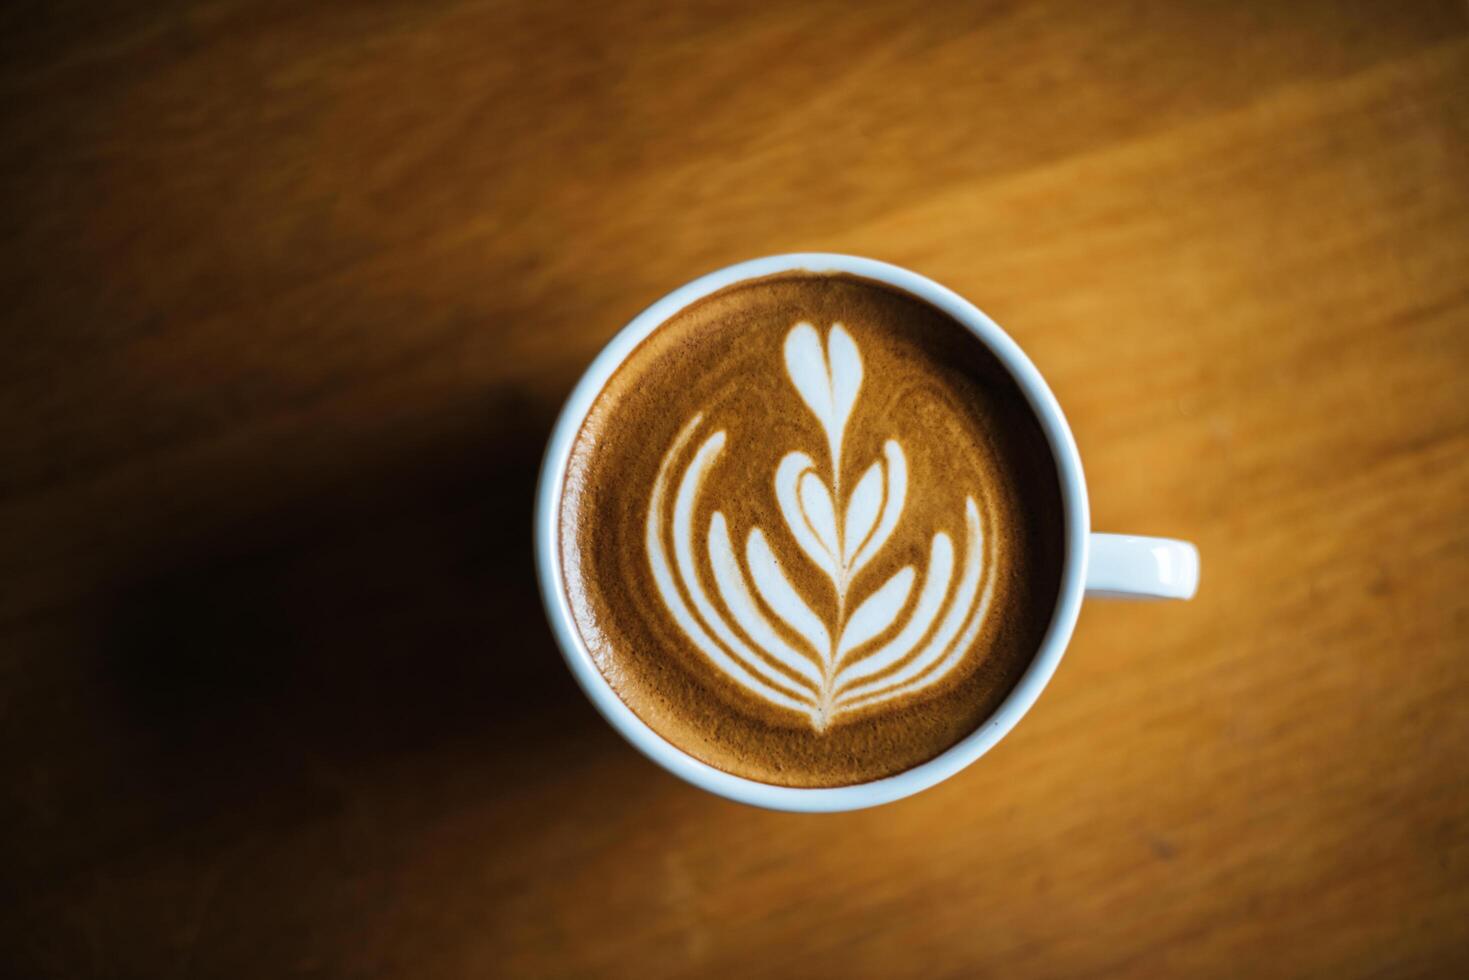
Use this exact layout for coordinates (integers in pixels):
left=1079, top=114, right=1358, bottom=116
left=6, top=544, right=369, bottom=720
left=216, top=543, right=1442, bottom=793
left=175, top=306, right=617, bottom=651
left=535, top=254, right=1198, bottom=812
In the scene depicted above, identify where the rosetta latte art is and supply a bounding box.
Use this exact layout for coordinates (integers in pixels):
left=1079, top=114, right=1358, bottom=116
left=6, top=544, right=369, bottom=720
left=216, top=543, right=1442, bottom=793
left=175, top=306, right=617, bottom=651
left=647, top=322, right=996, bottom=731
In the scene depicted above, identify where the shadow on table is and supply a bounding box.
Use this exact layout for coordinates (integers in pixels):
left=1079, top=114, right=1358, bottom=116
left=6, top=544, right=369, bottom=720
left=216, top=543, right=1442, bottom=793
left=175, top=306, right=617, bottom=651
left=106, top=382, right=571, bottom=737
left=36, top=380, right=631, bottom=883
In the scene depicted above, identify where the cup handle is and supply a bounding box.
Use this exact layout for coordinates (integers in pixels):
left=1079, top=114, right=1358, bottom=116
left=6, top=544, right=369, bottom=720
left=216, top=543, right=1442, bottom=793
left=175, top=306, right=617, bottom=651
left=1085, top=533, right=1199, bottom=600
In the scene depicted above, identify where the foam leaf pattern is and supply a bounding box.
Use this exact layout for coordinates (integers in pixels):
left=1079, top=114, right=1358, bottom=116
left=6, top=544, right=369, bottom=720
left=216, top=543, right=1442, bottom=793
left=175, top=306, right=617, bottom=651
left=842, top=462, right=883, bottom=568
left=746, top=527, right=832, bottom=668
left=837, top=567, right=915, bottom=659
left=797, top=471, right=839, bottom=564
left=707, top=514, right=824, bottom=691
left=646, top=324, right=991, bottom=730
left=774, top=452, right=834, bottom=578
left=849, top=440, right=907, bottom=579
left=784, top=323, right=862, bottom=471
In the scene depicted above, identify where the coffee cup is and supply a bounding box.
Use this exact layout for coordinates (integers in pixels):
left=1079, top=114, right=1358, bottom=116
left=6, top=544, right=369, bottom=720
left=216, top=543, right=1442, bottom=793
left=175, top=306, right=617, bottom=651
left=535, top=254, right=1198, bottom=811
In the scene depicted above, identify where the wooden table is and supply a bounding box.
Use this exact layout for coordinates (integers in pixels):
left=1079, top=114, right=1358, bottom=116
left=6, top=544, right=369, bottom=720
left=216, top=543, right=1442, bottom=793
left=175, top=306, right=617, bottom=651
left=3, top=2, right=1467, bottom=976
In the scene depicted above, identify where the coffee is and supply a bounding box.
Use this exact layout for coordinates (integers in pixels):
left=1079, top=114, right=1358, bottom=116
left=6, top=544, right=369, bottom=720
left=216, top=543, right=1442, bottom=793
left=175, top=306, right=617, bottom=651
left=559, top=272, right=1064, bottom=787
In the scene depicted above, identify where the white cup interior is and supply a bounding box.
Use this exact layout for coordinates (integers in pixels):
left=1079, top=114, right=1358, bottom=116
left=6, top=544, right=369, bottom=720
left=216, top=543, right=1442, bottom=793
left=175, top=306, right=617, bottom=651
left=534, top=254, right=1091, bottom=812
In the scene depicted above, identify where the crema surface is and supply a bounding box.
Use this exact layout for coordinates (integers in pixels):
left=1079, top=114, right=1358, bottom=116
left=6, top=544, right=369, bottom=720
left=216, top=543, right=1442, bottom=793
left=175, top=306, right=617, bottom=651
left=560, top=273, right=1064, bottom=786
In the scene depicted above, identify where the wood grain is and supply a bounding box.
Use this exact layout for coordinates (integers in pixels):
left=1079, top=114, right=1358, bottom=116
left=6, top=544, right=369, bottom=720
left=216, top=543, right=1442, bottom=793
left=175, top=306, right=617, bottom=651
left=3, top=1, right=1467, bottom=976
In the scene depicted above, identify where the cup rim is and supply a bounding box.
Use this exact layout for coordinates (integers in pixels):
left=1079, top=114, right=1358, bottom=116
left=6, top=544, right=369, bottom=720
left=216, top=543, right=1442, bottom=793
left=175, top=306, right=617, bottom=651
left=534, top=254, right=1089, bottom=812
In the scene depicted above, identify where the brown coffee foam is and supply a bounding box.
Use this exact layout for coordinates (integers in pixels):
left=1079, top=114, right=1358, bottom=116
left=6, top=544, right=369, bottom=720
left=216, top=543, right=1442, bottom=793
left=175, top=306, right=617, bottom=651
left=560, top=272, right=1064, bottom=787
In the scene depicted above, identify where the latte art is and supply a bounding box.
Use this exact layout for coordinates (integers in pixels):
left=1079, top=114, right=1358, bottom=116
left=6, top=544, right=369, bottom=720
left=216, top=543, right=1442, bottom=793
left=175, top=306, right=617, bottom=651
left=560, top=272, right=1063, bottom=786
left=646, top=323, right=994, bottom=731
